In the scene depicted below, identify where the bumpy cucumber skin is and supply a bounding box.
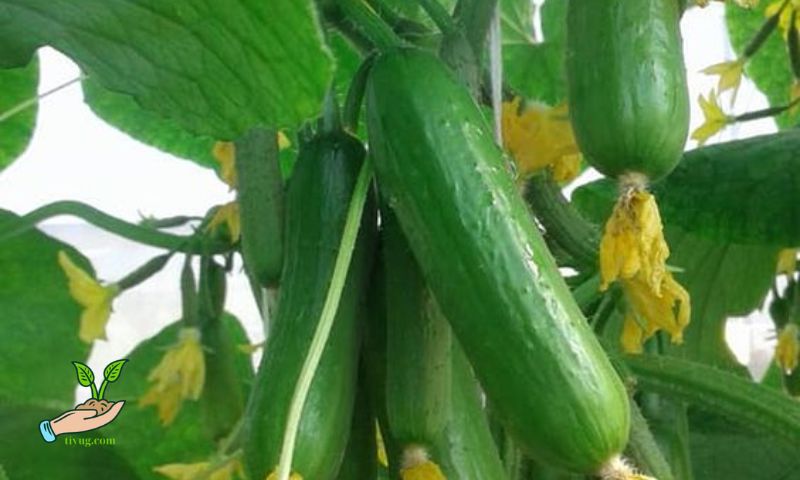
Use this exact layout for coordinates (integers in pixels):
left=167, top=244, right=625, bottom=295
left=434, top=342, right=508, bottom=480
left=234, top=127, right=284, bottom=287
left=366, top=48, right=629, bottom=473
left=384, top=212, right=452, bottom=446
left=242, top=131, right=375, bottom=480
left=566, top=0, right=689, bottom=181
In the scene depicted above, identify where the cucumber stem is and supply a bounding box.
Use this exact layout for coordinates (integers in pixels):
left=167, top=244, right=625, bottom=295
left=626, top=354, right=800, bottom=446
left=275, top=159, right=374, bottom=480
left=343, top=56, right=375, bottom=132
left=627, top=401, right=675, bottom=480
left=0, top=200, right=229, bottom=254
left=338, top=0, right=402, bottom=51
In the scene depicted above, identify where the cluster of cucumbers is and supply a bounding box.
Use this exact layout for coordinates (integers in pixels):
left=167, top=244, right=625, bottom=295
left=239, top=0, right=689, bottom=478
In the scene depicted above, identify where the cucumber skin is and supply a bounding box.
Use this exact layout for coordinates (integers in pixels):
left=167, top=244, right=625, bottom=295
left=366, top=48, right=629, bottom=473
left=383, top=212, right=452, bottom=446
left=566, top=0, right=689, bottom=181
left=434, top=342, right=509, bottom=480
left=242, top=131, right=375, bottom=480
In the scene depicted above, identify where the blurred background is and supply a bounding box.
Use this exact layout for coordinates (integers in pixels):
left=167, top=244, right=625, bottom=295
left=0, top=3, right=780, bottom=401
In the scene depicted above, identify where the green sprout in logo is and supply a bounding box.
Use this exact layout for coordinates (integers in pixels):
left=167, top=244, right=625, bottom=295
left=71, top=359, right=128, bottom=400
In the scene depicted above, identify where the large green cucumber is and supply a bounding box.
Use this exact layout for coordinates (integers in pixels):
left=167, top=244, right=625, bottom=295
left=383, top=211, right=452, bottom=449
left=242, top=128, right=375, bottom=480
left=366, top=48, right=629, bottom=474
left=566, top=0, right=689, bottom=181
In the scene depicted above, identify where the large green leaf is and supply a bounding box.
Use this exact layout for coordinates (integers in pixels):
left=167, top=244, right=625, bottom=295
left=502, top=0, right=566, bottom=104
left=0, top=404, right=138, bottom=480
left=500, top=0, right=534, bottom=44
left=572, top=180, right=778, bottom=370
left=689, top=409, right=800, bottom=480
left=82, top=78, right=217, bottom=169
left=727, top=2, right=797, bottom=128
left=653, top=131, right=800, bottom=247
left=0, top=209, right=91, bottom=410
left=101, top=314, right=251, bottom=479
left=0, top=0, right=334, bottom=138
left=0, top=54, right=38, bottom=171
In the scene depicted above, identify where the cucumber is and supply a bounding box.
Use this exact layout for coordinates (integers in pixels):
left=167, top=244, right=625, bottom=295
left=234, top=127, right=284, bottom=287
left=242, top=127, right=375, bottom=480
left=366, top=47, right=630, bottom=474
left=434, top=343, right=508, bottom=480
left=383, top=211, right=451, bottom=477
left=335, top=372, right=378, bottom=480
left=384, top=212, right=451, bottom=444
left=566, top=0, right=689, bottom=182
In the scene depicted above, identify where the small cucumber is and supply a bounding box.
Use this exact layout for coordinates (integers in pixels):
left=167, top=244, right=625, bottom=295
left=366, top=48, right=630, bottom=474
left=242, top=127, right=376, bottom=480
left=383, top=211, right=451, bottom=476
left=434, top=342, right=508, bottom=480
left=234, top=127, right=284, bottom=287
left=566, top=0, right=689, bottom=181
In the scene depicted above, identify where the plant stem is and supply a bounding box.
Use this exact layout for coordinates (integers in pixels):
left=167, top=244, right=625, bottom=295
left=97, top=380, right=108, bottom=400
left=275, top=159, right=374, bottom=480
left=0, top=74, right=85, bottom=123
left=627, top=401, right=675, bottom=480
left=343, top=55, right=375, bottom=133
left=0, top=200, right=230, bottom=254
left=116, top=253, right=172, bottom=291
left=90, top=383, right=99, bottom=400
left=626, top=354, right=800, bottom=446
left=452, top=0, right=499, bottom=62
left=339, top=0, right=403, bottom=51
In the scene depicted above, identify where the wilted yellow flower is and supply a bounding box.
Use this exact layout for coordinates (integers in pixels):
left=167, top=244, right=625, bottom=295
left=140, top=327, right=205, bottom=425
left=776, top=324, right=800, bottom=374
left=691, top=91, right=732, bottom=145
left=620, top=273, right=691, bottom=353
left=702, top=58, right=746, bottom=100
left=266, top=472, right=303, bottom=480
left=599, top=190, right=669, bottom=293
left=777, top=248, right=798, bottom=274
left=207, top=202, right=241, bottom=244
left=58, top=251, right=119, bottom=343
left=400, top=446, right=445, bottom=480
left=154, top=457, right=244, bottom=480
left=600, top=189, right=691, bottom=353
left=766, top=0, right=800, bottom=37
left=501, top=98, right=582, bottom=182
left=212, top=142, right=237, bottom=190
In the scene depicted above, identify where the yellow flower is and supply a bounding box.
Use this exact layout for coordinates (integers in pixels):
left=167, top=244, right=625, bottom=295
left=140, top=327, right=205, bottom=425
left=701, top=58, right=746, bottom=100
left=691, top=91, right=732, bottom=145
left=776, top=324, right=800, bottom=374
left=501, top=98, right=582, bottom=182
left=399, top=446, right=445, bottom=480
left=207, top=202, right=241, bottom=244
left=212, top=142, right=237, bottom=190
left=599, top=189, right=691, bottom=353
left=154, top=457, right=244, bottom=480
left=620, top=273, right=691, bottom=354
left=58, top=251, right=119, bottom=343
left=766, top=0, right=800, bottom=37
left=777, top=248, right=798, bottom=274
left=266, top=472, right=303, bottom=480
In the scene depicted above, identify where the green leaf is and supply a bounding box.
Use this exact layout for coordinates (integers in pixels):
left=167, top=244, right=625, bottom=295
left=101, top=314, right=251, bottom=478
left=102, top=359, right=127, bottom=383
left=0, top=404, right=139, bottom=480
left=0, top=54, right=38, bottom=171
left=82, top=78, right=217, bottom=169
left=727, top=3, right=796, bottom=128
left=653, top=130, right=800, bottom=247
left=71, top=361, right=94, bottom=387
left=500, top=0, right=534, bottom=44
left=0, top=0, right=334, bottom=138
left=0, top=210, right=90, bottom=410
left=502, top=0, right=567, bottom=104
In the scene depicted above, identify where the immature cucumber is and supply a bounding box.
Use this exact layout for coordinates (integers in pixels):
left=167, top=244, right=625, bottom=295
left=566, top=0, right=689, bottom=181
left=434, top=343, right=508, bottom=480
left=366, top=48, right=629, bottom=474
left=234, top=127, right=284, bottom=287
left=383, top=211, right=451, bottom=477
left=242, top=127, right=375, bottom=480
